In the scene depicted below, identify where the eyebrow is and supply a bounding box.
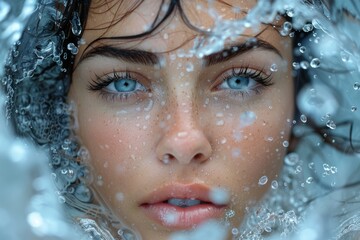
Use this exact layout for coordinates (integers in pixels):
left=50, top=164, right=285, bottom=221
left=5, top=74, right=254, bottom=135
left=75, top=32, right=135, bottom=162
left=203, top=39, right=283, bottom=66
left=79, top=39, right=282, bottom=67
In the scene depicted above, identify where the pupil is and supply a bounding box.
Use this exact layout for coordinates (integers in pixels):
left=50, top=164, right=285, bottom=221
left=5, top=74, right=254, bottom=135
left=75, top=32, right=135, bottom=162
left=114, top=79, right=136, bottom=92
left=228, top=76, right=249, bottom=89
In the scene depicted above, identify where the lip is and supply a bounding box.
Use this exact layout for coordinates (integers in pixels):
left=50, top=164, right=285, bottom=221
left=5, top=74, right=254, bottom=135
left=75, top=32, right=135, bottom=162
left=139, top=183, right=228, bottom=229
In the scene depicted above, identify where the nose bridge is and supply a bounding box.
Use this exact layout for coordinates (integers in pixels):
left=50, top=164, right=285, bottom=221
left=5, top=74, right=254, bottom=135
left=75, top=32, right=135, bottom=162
left=156, top=88, right=212, bottom=165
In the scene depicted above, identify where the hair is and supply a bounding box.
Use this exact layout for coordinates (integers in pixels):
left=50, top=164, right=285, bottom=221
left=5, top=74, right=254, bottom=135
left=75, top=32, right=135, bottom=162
left=2, top=0, right=360, bottom=236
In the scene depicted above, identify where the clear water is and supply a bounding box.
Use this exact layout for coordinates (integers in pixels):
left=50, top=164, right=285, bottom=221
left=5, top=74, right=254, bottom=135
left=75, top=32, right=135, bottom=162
left=1, top=0, right=360, bottom=239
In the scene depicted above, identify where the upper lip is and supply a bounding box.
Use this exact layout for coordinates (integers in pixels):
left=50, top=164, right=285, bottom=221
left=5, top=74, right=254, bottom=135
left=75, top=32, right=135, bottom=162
left=140, top=183, right=227, bottom=206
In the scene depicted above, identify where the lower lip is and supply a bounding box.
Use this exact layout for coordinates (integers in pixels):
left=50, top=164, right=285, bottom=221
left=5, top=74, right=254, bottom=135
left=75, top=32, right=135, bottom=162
left=140, top=203, right=225, bottom=229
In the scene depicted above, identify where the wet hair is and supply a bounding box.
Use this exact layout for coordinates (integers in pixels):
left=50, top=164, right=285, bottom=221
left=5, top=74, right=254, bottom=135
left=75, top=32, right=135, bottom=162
left=2, top=0, right=360, bottom=234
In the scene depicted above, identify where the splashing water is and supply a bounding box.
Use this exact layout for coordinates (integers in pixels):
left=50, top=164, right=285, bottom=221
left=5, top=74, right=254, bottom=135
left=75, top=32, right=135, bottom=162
left=1, top=0, right=360, bottom=240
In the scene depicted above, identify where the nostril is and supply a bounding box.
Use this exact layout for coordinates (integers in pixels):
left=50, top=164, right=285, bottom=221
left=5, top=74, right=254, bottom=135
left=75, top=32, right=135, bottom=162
left=193, top=153, right=204, bottom=161
left=161, top=154, right=175, bottom=164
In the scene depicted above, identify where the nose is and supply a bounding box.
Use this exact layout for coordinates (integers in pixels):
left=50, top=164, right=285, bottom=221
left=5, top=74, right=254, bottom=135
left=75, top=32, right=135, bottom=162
left=155, top=107, right=212, bottom=165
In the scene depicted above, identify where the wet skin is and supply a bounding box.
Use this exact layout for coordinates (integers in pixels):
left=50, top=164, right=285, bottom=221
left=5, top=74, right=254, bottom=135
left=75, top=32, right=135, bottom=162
left=69, top=0, right=294, bottom=239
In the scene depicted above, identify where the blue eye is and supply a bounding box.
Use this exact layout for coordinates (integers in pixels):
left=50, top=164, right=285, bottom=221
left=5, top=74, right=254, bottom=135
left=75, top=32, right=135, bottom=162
left=216, top=67, right=273, bottom=97
left=88, top=71, right=148, bottom=102
left=100, top=72, right=146, bottom=94
left=226, top=76, right=250, bottom=90
left=113, top=78, right=137, bottom=92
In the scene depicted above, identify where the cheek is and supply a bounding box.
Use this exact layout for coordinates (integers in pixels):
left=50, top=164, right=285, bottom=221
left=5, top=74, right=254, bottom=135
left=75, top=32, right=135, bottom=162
left=74, top=109, right=156, bottom=197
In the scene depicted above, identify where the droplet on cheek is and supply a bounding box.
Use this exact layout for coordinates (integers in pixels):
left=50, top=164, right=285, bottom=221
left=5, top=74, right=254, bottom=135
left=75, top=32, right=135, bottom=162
left=209, top=187, right=230, bottom=205
left=115, top=192, right=124, bottom=202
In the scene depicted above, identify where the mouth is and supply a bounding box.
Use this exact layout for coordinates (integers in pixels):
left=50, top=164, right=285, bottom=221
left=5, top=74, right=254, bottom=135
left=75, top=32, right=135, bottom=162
left=139, top=184, right=228, bottom=229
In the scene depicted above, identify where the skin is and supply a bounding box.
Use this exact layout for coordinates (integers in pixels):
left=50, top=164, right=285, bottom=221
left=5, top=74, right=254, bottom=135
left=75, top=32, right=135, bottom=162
left=68, top=0, right=294, bottom=239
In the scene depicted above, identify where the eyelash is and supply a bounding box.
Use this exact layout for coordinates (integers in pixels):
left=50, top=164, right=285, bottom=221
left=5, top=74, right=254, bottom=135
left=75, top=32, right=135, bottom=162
left=88, top=71, right=148, bottom=102
left=88, top=67, right=273, bottom=102
left=215, top=67, right=273, bottom=98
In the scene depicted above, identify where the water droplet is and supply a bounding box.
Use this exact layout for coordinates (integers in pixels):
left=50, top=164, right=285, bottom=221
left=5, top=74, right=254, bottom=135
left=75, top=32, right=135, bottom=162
left=239, top=111, right=256, bottom=127
left=71, top=12, right=82, bottom=36
left=116, top=192, right=124, bottom=202
left=271, top=180, right=278, bottom=189
left=354, top=82, right=360, bottom=90
left=258, top=176, right=268, bottom=185
left=67, top=42, right=78, bottom=55
left=351, top=106, right=357, bottom=112
left=209, top=187, right=230, bottom=205
left=163, top=33, right=169, bottom=39
left=162, top=154, right=170, bottom=164
left=302, top=23, right=314, bottom=32
left=177, top=131, right=188, bottom=138
left=340, top=51, right=350, bottom=62
left=231, top=148, right=241, bottom=159
left=310, top=58, right=320, bottom=68
left=282, top=140, right=289, bottom=148
left=326, top=120, right=336, bottom=130
left=216, top=119, right=225, bottom=126
left=286, top=8, right=295, bottom=17
left=185, top=63, right=194, bottom=72
left=231, top=228, right=239, bottom=235
left=306, top=177, right=314, bottom=184
left=300, top=114, right=307, bottom=123
left=299, top=46, right=306, bottom=53
left=292, top=62, right=300, bottom=70
left=284, top=153, right=299, bottom=166
left=220, top=137, right=227, bottom=144
left=270, top=63, right=278, bottom=72
left=300, top=61, right=309, bottom=69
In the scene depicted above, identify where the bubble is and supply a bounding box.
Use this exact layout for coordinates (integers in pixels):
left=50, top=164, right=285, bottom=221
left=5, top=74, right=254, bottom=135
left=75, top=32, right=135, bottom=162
left=258, top=176, right=268, bottom=186
left=231, top=228, right=239, bottom=235
left=292, top=62, right=300, bottom=70
left=71, top=12, right=82, bottom=36
left=354, top=82, right=360, bottom=90
left=299, top=46, right=306, bottom=53
left=286, top=8, right=295, bottom=17
left=280, top=21, right=292, bottom=36
left=282, top=141, right=289, bottom=148
left=74, top=184, right=92, bottom=202
left=351, top=106, right=357, bottom=112
left=310, top=58, right=321, bottom=68
left=306, top=177, right=314, bottom=184
left=209, top=187, right=230, bottom=205
left=270, top=63, right=278, bottom=72
left=340, top=51, right=350, bottom=62
left=284, top=153, right=299, bottom=166
left=326, top=120, right=336, bottom=130
left=67, top=43, right=78, bottom=55
left=300, top=61, right=309, bottom=69
left=300, top=114, right=307, bottom=123
left=271, top=180, right=278, bottom=189
left=302, top=23, right=314, bottom=32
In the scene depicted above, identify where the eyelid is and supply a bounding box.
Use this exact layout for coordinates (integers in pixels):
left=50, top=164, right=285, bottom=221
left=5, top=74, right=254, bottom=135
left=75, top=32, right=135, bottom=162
left=211, top=66, right=273, bottom=90
left=88, top=70, right=150, bottom=92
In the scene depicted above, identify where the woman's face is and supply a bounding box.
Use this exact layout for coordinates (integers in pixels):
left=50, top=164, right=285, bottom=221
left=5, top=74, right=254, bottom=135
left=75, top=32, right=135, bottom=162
left=68, top=0, right=294, bottom=239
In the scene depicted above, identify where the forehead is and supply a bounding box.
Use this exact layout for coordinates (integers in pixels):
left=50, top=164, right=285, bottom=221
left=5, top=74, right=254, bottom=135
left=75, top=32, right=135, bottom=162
left=79, top=0, right=287, bottom=58
left=85, top=0, right=259, bottom=38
